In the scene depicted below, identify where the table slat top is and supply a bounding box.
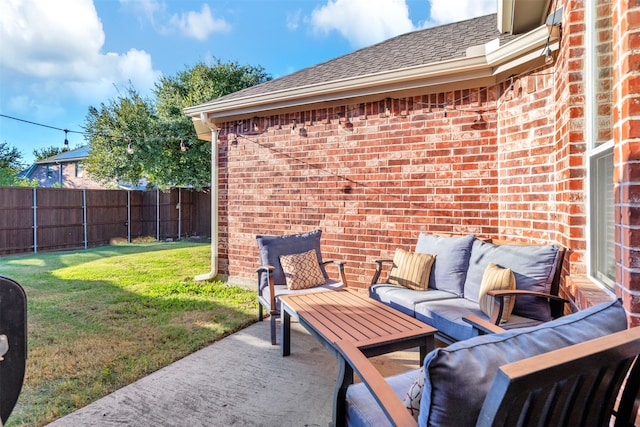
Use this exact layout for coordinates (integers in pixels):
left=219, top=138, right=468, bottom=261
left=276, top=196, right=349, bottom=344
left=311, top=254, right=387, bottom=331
left=280, top=288, right=436, bottom=349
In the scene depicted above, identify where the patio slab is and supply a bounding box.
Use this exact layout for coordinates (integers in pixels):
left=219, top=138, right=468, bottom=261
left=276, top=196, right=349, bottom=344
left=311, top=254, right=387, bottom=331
left=46, top=320, right=418, bottom=426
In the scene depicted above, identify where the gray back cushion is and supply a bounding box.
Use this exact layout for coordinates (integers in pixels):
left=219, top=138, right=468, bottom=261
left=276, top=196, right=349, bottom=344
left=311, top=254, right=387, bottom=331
left=256, top=229, right=327, bottom=289
left=418, top=298, right=627, bottom=427
left=415, top=233, right=475, bottom=296
left=463, top=239, right=560, bottom=321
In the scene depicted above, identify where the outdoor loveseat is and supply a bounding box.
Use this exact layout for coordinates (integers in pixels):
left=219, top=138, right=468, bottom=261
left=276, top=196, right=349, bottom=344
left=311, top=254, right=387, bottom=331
left=370, top=233, right=567, bottom=344
left=340, top=299, right=639, bottom=426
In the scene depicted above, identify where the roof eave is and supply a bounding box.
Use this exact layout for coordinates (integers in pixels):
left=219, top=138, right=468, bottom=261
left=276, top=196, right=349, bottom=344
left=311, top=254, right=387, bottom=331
left=185, top=24, right=552, bottom=126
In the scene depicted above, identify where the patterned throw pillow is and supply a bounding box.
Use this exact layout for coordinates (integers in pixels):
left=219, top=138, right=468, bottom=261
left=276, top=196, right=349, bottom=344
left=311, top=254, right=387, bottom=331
left=402, top=366, right=425, bottom=420
left=478, top=262, right=516, bottom=323
left=279, top=249, right=326, bottom=290
left=388, top=248, right=435, bottom=291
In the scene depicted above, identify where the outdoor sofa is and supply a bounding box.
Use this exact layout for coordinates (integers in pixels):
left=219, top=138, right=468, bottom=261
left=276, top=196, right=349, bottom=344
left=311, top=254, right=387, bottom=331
left=370, top=233, right=567, bottom=344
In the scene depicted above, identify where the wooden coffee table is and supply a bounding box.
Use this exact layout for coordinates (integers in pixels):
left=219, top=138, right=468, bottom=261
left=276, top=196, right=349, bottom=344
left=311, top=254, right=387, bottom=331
left=279, top=288, right=436, bottom=427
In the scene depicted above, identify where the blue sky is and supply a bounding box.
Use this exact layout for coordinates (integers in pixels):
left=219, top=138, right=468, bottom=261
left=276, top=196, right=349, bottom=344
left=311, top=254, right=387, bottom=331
left=0, top=0, right=496, bottom=165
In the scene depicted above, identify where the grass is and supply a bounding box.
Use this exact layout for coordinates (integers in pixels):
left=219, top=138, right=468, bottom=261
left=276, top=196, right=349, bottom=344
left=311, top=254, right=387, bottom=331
left=0, top=242, right=257, bottom=426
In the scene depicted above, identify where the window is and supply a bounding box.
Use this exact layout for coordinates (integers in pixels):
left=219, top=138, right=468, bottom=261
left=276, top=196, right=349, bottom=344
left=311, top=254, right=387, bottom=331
left=46, top=164, right=54, bottom=179
left=75, top=162, right=84, bottom=178
left=587, top=0, right=615, bottom=288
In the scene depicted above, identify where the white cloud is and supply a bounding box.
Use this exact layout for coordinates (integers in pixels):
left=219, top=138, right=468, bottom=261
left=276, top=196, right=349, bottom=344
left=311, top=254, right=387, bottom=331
left=427, top=0, right=497, bottom=26
left=311, top=0, right=414, bottom=48
left=286, top=9, right=302, bottom=31
left=0, top=0, right=161, bottom=106
left=168, top=4, right=230, bottom=40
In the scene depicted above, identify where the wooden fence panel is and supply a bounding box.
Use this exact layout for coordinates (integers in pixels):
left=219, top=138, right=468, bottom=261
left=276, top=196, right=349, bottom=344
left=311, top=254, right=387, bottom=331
left=36, top=188, right=84, bottom=252
left=85, top=190, right=128, bottom=246
left=0, top=188, right=34, bottom=255
left=0, top=186, right=211, bottom=255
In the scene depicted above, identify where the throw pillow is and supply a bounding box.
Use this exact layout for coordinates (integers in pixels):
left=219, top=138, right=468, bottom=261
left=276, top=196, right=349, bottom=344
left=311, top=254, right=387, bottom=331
left=279, top=249, right=326, bottom=290
left=478, top=262, right=516, bottom=323
left=402, top=367, right=425, bottom=420
left=388, top=248, right=435, bottom=291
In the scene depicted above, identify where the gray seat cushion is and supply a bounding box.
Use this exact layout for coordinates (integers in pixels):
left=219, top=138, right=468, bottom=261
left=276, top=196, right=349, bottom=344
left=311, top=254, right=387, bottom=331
left=414, top=298, right=542, bottom=342
left=258, top=280, right=344, bottom=313
left=256, top=229, right=328, bottom=291
left=369, top=284, right=458, bottom=317
left=414, top=233, right=475, bottom=296
left=462, top=239, right=561, bottom=321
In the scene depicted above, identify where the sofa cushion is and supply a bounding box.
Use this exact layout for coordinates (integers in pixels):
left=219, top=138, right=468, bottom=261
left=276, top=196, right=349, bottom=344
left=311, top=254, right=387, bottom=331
left=418, top=299, right=627, bottom=427
left=256, top=229, right=327, bottom=290
left=280, top=249, right=326, bottom=290
left=258, top=281, right=344, bottom=313
left=414, top=233, right=475, bottom=296
left=463, top=239, right=560, bottom=321
left=415, top=297, right=544, bottom=342
left=346, top=368, right=419, bottom=427
left=369, top=285, right=458, bottom=317
left=388, top=249, right=435, bottom=291
left=478, top=263, right=516, bottom=323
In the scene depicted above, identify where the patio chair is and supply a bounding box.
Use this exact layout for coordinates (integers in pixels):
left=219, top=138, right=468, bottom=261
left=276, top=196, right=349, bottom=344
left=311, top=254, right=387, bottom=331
left=339, top=299, right=640, bottom=427
left=0, top=275, right=27, bottom=425
left=256, top=229, right=347, bottom=345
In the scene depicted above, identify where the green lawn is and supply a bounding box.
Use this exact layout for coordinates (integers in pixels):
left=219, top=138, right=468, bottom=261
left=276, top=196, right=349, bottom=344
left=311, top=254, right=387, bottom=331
left=0, top=242, right=257, bottom=426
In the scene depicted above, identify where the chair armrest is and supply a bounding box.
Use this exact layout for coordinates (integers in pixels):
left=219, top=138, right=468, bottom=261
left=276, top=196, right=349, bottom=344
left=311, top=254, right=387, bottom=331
left=371, top=259, right=394, bottom=285
left=463, top=315, right=507, bottom=336
left=255, top=265, right=277, bottom=314
left=323, top=260, right=348, bottom=287
left=485, top=290, right=570, bottom=325
left=335, top=339, right=417, bottom=427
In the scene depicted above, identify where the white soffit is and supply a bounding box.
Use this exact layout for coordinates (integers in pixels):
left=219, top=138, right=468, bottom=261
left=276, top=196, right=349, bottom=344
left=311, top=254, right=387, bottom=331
left=498, top=0, right=550, bottom=34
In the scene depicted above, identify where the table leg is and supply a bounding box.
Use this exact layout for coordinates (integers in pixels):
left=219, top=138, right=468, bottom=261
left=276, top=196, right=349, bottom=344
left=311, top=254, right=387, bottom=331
left=281, top=309, right=291, bottom=357
left=419, top=334, right=435, bottom=365
left=333, top=354, right=353, bottom=427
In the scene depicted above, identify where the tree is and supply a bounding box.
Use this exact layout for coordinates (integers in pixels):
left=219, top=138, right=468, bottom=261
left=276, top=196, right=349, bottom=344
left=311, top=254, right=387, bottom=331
left=84, top=60, right=271, bottom=190
left=0, top=141, right=36, bottom=186
left=33, top=146, right=64, bottom=161
left=0, top=141, right=23, bottom=170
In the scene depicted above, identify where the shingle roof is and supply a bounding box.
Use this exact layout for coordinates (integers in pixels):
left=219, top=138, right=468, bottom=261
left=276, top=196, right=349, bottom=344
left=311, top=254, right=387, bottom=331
left=214, top=14, right=516, bottom=104
left=36, top=145, right=89, bottom=164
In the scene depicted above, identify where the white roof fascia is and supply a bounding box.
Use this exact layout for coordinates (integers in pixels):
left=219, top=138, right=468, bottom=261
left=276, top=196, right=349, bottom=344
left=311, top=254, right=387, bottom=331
left=185, top=24, right=550, bottom=123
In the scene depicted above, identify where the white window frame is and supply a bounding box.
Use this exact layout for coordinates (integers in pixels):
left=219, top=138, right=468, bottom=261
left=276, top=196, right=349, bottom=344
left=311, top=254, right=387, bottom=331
left=586, top=0, right=616, bottom=292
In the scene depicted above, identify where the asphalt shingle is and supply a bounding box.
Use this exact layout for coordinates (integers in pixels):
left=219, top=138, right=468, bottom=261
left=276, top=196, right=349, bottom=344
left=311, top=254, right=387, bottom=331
left=212, top=14, right=516, bottom=104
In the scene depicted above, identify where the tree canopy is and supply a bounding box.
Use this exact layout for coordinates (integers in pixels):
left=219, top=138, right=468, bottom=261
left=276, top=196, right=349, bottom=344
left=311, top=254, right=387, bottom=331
left=84, top=60, right=271, bottom=190
left=0, top=141, right=36, bottom=186
left=33, top=145, right=65, bottom=161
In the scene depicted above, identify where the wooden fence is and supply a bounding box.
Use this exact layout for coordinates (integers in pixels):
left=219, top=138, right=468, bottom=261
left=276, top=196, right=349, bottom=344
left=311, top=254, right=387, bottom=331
left=0, top=187, right=211, bottom=255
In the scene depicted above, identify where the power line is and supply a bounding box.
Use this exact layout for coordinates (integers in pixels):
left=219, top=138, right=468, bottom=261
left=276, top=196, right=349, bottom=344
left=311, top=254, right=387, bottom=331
left=0, top=113, right=85, bottom=134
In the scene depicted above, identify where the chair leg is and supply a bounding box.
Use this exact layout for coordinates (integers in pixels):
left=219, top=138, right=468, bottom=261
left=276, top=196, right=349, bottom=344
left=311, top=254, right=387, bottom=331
left=270, top=315, right=277, bottom=345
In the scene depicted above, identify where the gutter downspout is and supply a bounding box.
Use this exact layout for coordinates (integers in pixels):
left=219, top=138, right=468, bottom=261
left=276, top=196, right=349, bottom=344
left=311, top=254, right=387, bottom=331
left=195, top=114, right=219, bottom=281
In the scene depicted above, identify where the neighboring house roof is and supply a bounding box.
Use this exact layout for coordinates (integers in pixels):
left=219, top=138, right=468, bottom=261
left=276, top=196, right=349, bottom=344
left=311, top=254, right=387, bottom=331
left=185, top=7, right=556, bottom=134
left=36, top=145, right=89, bottom=164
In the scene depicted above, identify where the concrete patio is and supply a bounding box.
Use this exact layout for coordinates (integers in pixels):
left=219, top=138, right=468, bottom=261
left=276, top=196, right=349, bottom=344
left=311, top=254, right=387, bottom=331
left=47, top=320, right=418, bottom=426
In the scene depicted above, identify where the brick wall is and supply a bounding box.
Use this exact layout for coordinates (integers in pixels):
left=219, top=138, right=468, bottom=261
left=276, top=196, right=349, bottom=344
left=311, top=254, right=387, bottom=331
left=613, top=0, right=640, bottom=326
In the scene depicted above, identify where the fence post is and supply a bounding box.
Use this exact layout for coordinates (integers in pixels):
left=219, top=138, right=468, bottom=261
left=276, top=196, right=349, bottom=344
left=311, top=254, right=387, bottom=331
left=127, top=190, right=131, bottom=243
left=156, top=188, right=160, bottom=241
left=32, top=187, right=37, bottom=254
left=178, top=188, right=181, bottom=240
left=83, top=189, right=87, bottom=249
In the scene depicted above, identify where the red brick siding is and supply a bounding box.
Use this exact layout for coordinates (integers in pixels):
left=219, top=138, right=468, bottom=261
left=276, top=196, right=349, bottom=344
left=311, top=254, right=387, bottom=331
left=614, top=0, right=640, bottom=326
